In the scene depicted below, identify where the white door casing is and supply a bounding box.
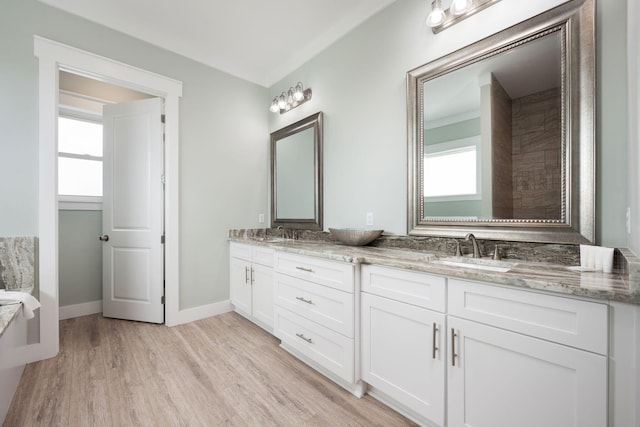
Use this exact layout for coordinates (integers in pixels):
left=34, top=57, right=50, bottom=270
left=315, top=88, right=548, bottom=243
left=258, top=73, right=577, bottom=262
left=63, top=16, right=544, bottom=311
left=102, top=98, right=164, bottom=323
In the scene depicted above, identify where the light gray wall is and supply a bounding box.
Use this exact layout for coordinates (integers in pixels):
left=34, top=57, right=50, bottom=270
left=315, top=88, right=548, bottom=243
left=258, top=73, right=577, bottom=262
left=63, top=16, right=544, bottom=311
left=58, top=211, right=102, bottom=306
left=1, top=0, right=269, bottom=310
left=268, top=0, right=632, bottom=248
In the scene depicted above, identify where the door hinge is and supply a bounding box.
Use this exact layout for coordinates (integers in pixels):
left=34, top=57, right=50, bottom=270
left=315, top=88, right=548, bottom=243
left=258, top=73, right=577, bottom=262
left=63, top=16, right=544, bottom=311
left=161, top=174, right=166, bottom=184
left=161, top=235, right=165, bottom=244
left=161, top=114, right=166, bottom=124
left=161, top=295, right=165, bottom=304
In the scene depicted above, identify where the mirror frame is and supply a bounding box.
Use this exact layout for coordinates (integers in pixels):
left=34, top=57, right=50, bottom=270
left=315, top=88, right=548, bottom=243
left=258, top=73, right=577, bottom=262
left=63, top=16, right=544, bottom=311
left=407, top=0, right=595, bottom=244
left=271, top=112, right=323, bottom=230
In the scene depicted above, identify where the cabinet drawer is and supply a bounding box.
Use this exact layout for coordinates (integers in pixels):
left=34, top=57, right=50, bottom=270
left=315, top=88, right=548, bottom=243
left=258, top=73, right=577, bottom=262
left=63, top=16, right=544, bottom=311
left=252, top=246, right=274, bottom=267
left=230, top=242, right=252, bottom=261
left=275, top=273, right=354, bottom=338
left=361, top=265, right=446, bottom=312
left=274, top=252, right=354, bottom=292
left=274, top=306, right=354, bottom=383
left=230, top=242, right=274, bottom=267
left=448, top=279, right=608, bottom=355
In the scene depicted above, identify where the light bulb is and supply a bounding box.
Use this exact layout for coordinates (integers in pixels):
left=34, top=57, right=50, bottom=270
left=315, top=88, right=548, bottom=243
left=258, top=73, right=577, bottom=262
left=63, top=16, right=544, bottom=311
left=426, top=1, right=446, bottom=27
left=451, top=0, right=472, bottom=16
left=277, top=94, right=287, bottom=110
left=293, top=82, right=305, bottom=101
left=286, top=89, right=294, bottom=106
left=269, top=98, right=279, bottom=113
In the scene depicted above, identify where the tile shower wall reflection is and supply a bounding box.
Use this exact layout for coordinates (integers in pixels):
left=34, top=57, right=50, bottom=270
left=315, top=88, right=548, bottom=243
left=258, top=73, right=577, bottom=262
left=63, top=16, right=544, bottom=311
left=512, top=87, right=562, bottom=219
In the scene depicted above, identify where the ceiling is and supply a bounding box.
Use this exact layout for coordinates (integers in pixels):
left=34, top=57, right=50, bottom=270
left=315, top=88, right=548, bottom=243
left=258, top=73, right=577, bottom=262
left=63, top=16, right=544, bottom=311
left=424, top=31, right=562, bottom=127
left=38, top=0, right=398, bottom=87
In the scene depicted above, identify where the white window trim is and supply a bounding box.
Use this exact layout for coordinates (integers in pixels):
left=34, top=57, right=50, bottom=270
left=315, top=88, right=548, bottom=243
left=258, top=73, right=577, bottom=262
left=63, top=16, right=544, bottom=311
left=424, top=135, right=482, bottom=202
left=58, top=195, right=103, bottom=211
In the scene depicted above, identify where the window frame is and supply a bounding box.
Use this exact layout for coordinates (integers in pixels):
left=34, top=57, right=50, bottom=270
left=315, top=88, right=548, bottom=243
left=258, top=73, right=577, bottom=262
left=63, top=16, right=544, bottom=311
left=57, top=106, right=104, bottom=211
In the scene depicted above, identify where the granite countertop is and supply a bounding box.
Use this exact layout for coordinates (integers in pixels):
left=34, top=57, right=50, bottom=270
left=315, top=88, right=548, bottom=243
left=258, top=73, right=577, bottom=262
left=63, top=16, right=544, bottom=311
left=230, top=237, right=640, bottom=305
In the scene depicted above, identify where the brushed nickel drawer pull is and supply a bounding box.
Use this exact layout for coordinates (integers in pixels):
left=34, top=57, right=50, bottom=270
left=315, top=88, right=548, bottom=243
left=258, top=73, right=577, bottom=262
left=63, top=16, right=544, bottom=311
left=432, top=322, right=439, bottom=359
left=295, top=266, right=314, bottom=273
left=295, top=296, right=313, bottom=305
left=451, top=328, right=458, bottom=367
left=296, top=333, right=313, bottom=344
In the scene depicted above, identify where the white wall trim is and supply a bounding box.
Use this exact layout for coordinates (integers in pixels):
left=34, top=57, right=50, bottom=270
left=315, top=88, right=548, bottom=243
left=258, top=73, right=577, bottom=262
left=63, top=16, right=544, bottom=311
left=34, top=36, right=183, bottom=360
left=59, top=300, right=103, bottom=320
left=171, top=300, right=233, bottom=326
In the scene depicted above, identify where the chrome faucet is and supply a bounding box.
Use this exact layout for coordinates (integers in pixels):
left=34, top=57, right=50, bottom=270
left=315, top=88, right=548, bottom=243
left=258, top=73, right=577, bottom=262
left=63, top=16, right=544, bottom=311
left=465, top=233, right=481, bottom=258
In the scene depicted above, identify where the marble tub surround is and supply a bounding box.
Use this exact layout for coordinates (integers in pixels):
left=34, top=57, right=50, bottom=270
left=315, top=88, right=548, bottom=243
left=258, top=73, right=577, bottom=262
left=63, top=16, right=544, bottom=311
left=229, top=229, right=640, bottom=304
left=0, top=237, right=36, bottom=291
left=0, top=305, right=22, bottom=340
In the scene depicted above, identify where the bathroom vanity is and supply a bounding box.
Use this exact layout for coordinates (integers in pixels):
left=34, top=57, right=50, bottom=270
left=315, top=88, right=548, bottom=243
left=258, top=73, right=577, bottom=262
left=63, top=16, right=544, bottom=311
left=228, top=234, right=640, bottom=427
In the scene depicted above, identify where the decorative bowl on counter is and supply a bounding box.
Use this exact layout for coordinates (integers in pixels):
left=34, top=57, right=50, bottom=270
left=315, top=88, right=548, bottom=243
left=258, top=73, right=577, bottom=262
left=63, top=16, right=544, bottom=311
left=328, top=228, right=383, bottom=246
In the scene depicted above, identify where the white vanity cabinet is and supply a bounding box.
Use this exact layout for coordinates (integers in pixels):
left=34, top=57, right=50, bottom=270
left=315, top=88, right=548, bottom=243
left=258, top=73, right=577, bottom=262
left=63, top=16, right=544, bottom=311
left=272, top=251, right=361, bottom=394
left=446, top=279, right=608, bottom=427
left=229, top=242, right=275, bottom=331
left=360, top=265, right=446, bottom=427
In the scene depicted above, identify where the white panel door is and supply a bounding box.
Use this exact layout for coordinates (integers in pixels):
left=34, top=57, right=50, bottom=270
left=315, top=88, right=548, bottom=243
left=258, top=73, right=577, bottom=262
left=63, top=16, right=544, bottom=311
left=447, top=316, right=607, bottom=427
left=102, top=98, right=164, bottom=323
left=361, top=292, right=445, bottom=426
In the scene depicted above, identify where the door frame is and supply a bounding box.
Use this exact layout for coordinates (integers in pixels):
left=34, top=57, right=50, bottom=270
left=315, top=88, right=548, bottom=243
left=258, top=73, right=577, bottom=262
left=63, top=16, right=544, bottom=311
left=33, top=36, right=182, bottom=361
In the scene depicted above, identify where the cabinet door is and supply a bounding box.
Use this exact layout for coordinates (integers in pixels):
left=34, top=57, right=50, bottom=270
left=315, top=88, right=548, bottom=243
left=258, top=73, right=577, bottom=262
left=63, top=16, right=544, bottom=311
left=251, top=263, right=274, bottom=329
left=361, top=293, right=445, bottom=426
left=447, top=317, right=607, bottom=427
left=230, top=257, right=252, bottom=317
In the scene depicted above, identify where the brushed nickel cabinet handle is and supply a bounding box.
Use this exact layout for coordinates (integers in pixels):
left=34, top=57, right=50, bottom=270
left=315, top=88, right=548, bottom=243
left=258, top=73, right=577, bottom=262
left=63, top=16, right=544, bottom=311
left=250, top=268, right=255, bottom=284
left=451, top=328, right=458, bottom=367
left=296, top=333, right=313, bottom=344
left=432, top=322, right=439, bottom=359
left=245, top=267, right=249, bottom=284
left=295, top=266, right=314, bottom=273
left=295, top=296, right=313, bottom=305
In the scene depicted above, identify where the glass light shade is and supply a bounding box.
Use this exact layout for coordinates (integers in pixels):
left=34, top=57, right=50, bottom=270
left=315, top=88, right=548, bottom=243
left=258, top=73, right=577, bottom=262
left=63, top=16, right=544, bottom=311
left=269, top=98, right=280, bottom=113
left=277, top=94, right=287, bottom=109
left=451, top=0, right=472, bottom=16
left=293, top=82, right=305, bottom=101
left=426, top=7, right=446, bottom=27
left=286, top=89, right=294, bottom=106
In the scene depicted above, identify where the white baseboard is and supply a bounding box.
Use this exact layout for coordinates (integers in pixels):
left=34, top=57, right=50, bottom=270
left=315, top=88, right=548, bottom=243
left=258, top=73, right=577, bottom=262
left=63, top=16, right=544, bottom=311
left=169, top=300, right=233, bottom=326
left=59, top=300, right=102, bottom=320
left=59, top=299, right=232, bottom=325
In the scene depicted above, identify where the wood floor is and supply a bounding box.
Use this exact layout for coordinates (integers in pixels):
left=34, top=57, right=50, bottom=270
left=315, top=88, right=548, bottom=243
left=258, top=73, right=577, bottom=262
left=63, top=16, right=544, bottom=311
left=4, top=312, right=415, bottom=427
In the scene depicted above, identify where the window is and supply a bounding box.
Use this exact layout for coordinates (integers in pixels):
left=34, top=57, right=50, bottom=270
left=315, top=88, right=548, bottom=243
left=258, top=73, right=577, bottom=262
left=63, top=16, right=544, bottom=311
left=58, top=115, right=103, bottom=209
left=424, top=136, right=480, bottom=201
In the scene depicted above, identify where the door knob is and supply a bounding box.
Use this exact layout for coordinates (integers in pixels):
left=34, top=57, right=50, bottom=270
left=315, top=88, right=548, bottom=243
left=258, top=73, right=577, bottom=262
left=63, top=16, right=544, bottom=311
left=99, top=234, right=110, bottom=242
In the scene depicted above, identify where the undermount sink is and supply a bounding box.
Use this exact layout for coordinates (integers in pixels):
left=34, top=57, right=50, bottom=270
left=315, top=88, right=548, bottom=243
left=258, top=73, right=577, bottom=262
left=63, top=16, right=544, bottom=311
left=431, top=257, right=516, bottom=273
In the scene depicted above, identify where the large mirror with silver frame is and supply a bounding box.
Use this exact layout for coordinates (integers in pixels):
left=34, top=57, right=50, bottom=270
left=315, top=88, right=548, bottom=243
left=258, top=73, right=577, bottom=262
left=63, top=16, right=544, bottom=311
left=271, top=112, right=323, bottom=230
left=407, top=0, right=594, bottom=244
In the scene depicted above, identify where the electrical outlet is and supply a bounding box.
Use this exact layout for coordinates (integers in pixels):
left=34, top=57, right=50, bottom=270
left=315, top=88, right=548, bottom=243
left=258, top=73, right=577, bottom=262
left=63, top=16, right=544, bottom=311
left=366, top=212, right=374, bottom=226
left=626, top=207, right=631, bottom=234
left=258, top=213, right=265, bottom=224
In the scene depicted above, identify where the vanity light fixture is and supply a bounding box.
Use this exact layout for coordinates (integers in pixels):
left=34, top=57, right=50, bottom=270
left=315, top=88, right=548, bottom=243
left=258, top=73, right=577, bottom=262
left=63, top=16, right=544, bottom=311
left=269, top=82, right=312, bottom=114
left=426, top=0, right=501, bottom=33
